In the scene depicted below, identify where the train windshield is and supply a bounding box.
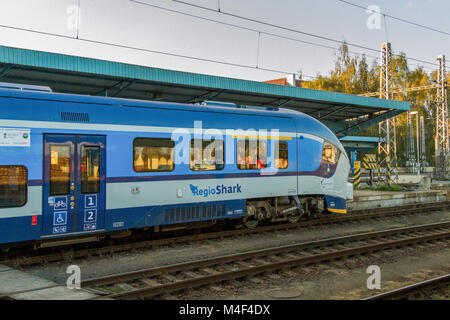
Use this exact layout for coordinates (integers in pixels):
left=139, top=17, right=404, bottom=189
left=322, top=141, right=340, bottom=165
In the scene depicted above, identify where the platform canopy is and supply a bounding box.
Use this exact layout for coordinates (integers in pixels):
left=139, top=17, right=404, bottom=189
left=340, top=136, right=379, bottom=152
left=0, top=45, right=410, bottom=137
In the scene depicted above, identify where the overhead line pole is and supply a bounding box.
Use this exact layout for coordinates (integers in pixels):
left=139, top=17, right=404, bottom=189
left=420, top=115, right=427, bottom=166
left=406, top=112, right=416, bottom=173
left=378, top=42, right=398, bottom=187
left=435, top=55, right=449, bottom=180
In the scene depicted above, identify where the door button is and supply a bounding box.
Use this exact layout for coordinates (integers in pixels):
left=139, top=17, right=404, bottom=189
left=70, top=186, right=75, bottom=191
left=70, top=196, right=75, bottom=201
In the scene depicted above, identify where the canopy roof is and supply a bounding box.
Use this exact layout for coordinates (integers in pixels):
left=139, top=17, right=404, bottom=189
left=0, top=45, right=410, bottom=137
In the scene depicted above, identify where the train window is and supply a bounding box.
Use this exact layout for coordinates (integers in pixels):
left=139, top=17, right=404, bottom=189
left=190, top=139, right=225, bottom=171
left=237, top=139, right=267, bottom=170
left=0, top=166, right=27, bottom=208
left=322, top=141, right=340, bottom=165
left=134, top=138, right=175, bottom=172
left=50, top=145, right=71, bottom=196
left=81, top=146, right=100, bottom=194
left=275, top=141, right=289, bottom=169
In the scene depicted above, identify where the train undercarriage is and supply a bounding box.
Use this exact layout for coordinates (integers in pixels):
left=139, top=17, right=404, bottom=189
left=243, top=195, right=325, bottom=228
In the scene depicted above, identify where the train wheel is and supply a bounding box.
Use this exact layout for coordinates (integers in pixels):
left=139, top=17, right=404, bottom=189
left=287, top=209, right=303, bottom=223
left=243, top=215, right=259, bottom=229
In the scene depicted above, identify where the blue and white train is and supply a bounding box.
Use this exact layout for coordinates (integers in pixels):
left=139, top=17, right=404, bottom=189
left=0, top=83, right=352, bottom=246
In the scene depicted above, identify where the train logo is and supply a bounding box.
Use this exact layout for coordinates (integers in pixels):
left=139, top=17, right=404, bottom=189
left=190, top=184, right=243, bottom=198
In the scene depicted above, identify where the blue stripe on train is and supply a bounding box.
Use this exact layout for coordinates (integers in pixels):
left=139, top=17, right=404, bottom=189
left=0, top=215, right=42, bottom=244
left=0, top=200, right=246, bottom=244
left=105, top=200, right=246, bottom=231
left=30, top=167, right=332, bottom=186
left=0, top=197, right=347, bottom=244
left=106, top=172, right=296, bottom=183
left=105, top=170, right=332, bottom=183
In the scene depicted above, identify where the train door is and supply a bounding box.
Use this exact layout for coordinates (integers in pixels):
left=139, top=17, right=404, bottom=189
left=42, top=134, right=106, bottom=237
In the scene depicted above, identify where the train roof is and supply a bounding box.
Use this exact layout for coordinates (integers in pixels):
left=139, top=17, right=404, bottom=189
left=0, top=86, right=342, bottom=148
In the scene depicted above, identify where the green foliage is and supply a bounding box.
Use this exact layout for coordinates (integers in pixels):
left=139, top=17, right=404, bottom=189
left=302, top=43, right=450, bottom=165
left=302, top=43, right=379, bottom=95
left=363, top=184, right=403, bottom=192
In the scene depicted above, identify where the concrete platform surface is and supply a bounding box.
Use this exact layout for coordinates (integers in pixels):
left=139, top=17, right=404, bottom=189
left=431, top=180, right=450, bottom=185
left=0, top=265, right=98, bottom=300
left=349, top=190, right=448, bottom=210
left=431, top=180, right=450, bottom=190
left=0, top=265, right=12, bottom=272
left=353, top=189, right=446, bottom=197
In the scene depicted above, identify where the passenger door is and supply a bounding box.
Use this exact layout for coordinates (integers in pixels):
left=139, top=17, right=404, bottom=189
left=43, top=134, right=106, bottom=237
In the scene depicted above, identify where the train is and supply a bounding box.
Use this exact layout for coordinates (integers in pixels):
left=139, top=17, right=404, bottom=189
left=0, top=82, right=352, bottom=247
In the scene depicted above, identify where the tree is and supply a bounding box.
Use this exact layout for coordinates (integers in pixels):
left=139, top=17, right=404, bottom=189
left=301, top=43, right=447, bottom=165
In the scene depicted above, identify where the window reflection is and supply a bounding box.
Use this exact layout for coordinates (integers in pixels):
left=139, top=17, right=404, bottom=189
left=134, top=138, right=175, bottom=172
left=237, top=140, right=267, bottom=170
left=274, top=141, right=289, bottom=169
left=50, top=145, right=71, bottom=196
left=81, top=146, right=100, bottom=194
left=0, top=166, right=27, bottom=207
left=190, top=139, right=224, bottom=171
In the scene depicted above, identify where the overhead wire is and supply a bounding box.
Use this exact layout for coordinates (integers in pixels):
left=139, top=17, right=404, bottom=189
left=131, top=0, right=449, bottom=75
left=0, top=22, right=318, bottom=80
left=131, top=0, right=441, bottom=76
left=129, top=0, right=377, bottom=62
left=0, top=0, right=446, bottom=83
left=170, top=0, right=443, bottom=68
left=336, top=0, right=450, bottom=37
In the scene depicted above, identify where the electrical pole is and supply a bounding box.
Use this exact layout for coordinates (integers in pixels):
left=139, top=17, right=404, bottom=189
left=377, top=42, right=398, bottom=186
left=415, top=112, right=420, bottom=175
left=435, top=55, right=449, bottom=180
left=406, top=112, right=416, bottom=173
left=420, top=116, right=427, bottom=166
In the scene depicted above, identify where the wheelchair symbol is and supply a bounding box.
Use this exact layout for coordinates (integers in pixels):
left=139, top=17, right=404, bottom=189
left=53, top=211, right=67, bottom=226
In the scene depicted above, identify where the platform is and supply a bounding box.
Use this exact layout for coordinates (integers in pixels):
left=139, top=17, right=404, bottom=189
left=0, top=265, right=98, bottom=300
left=348, top=190, right=448, bottom=211
left=431, top=180, right=450, bottom=190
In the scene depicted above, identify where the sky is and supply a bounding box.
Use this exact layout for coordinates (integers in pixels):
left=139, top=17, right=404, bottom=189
left=0, top=0, right=448, bottom=83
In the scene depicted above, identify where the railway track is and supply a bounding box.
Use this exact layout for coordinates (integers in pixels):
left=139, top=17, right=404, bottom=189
left=82, top=221, right=450, bottom=300
left=2, top=201, right=450, bottom=267
left=363, top=274, right=450, bottom=300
